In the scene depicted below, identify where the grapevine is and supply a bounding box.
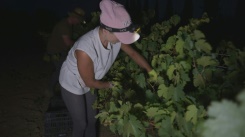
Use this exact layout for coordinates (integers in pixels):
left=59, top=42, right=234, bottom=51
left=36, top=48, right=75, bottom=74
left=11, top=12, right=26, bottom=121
left=91, top=12, right=245, bottom=137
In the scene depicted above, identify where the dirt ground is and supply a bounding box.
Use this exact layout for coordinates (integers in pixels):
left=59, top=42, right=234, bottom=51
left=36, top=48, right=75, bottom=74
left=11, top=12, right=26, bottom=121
left=0, top=45, right=119, bottom=137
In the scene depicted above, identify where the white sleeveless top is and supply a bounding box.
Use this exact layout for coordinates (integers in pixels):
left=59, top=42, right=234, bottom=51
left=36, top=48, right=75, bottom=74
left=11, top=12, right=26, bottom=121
left=59, top=27, right=121, bottom=95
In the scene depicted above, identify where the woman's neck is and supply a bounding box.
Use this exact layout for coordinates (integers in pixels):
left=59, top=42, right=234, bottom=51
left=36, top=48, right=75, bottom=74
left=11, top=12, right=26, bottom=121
left=99, top=27, right=108, bottom=49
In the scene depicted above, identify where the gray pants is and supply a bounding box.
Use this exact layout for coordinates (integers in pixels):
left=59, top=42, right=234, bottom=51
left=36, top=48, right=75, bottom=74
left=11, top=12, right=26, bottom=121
left=61, top=86, right=98, bottom=137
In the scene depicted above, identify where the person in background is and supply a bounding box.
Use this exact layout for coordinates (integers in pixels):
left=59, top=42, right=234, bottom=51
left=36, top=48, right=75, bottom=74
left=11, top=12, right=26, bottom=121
left=45, top=8, right=85, bottom=95
left=59, top=0, right=157, bottom=136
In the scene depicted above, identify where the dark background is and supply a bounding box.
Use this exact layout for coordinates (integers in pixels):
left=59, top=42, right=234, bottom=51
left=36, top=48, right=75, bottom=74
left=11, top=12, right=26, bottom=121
left=0, top=0, right=244, bottom=65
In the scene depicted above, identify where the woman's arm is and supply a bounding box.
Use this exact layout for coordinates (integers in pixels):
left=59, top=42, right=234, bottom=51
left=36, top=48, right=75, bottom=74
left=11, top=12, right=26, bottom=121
left=121, top=44, right=152, bottom=72
left=75, top=50, right=111, bottom=89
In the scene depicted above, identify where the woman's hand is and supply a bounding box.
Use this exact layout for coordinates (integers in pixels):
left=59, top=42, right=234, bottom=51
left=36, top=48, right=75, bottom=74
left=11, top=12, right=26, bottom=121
left=148, top=69, right=158, bottom=83
left=109, top=81, right=122, bottom=91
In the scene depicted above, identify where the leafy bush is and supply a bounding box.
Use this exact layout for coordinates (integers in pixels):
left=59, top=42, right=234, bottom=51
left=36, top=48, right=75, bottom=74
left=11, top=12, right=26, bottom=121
left=90, top=12, right=245, bottom=137
left=198, top=89, right=245, bottom=137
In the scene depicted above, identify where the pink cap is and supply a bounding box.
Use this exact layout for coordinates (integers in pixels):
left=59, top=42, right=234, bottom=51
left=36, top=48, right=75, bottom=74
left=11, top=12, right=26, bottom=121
left=99, top=0, right=140, bottom=44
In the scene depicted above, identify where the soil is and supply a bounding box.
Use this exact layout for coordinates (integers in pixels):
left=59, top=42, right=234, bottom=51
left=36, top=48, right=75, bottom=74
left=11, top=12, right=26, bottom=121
left=0, top=45, right=120, bottom=137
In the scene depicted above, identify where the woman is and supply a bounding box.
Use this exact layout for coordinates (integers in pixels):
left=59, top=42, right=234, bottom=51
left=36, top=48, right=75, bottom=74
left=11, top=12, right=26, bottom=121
left=59, top=0, right=157, bottom=136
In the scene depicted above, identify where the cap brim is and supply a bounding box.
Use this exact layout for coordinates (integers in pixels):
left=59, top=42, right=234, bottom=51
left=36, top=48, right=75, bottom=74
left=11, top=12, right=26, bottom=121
left=114, top=32, right=140, bottom=44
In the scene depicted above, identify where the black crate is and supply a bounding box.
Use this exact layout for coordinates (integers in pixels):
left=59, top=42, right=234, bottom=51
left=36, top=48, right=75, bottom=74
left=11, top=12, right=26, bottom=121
left=44, top=109, right=73, bottom=137
left=48, top=96, right=67, bottom=110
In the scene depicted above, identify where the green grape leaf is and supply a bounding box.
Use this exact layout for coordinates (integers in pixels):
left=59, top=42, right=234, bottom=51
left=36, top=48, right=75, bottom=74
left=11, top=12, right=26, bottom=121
left=118, top=100, right=122, bottom=106
left=185, top=104, right=198, bottom=124
left=135, top=42, right=143, bottom=50
left=172, top=85, right=185, bottom=102
left=193, top=73, right=205, bottom=88
left=195, top=39, right=212, bottom=53
left=203, top=68, right=213, bottom=81
left=157, top=84, right=169, bottom=99
left=128, top=60, right=138, bottom=70
left=165, top=36, right=176, bottom=51
left=135, top=73, right=146, bottom=88
left=165, top=55, right=174, bottom=66
left=179, top=61, right=191, bottom=72
left=167, top=65, right=175, bottom=80
left=151, top=55, right=158, bottom=68
left=154, top=113, right=167, bottom=124
left=109, top=102, right=118, bottom=113
left=238, top=50, right=245, bottom=66
left=134, top=103, right=143, bottom=109
left=148, top=41, right=158, bottom=52
left=157, top=76, right=165, bottom=84
left=170, top=15, right=181, bottom=26
left=196, top=56, right=218, bottom=67
left=124, top=89, right=136, bottom=99
left=95, top=111, right=108, bottom=122
left=123, top=115, right=145, bottom=137
left=145, top=107, right=167, bottom=118
left=180, top=70, right=190, bottom=81
left=145, top=89, right=157, bottom=101
left=142, top=121, right=150, bottom=128
left=184, top=37, right=194, bottom=50
left=111, top=88, right=121, bottom=97
left=125, top=56, right=130, bottom=63
left=115, top=118, right=124, bottom=135
left=120, top=102, right=132, bottom=114
left=170, top=111, right=176, bottom=123
left=193, top=30, right=205, bottom=40
left=145, top=107, right=158, bottom=118
left=197, top=105, right=207, bottom=118
left=158, top=116, right=173, bottom=137
left=176, top=39, right=184, bottom=55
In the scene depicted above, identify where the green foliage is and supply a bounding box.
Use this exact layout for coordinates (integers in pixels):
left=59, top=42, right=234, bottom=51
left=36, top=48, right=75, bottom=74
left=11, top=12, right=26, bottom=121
left=92, top=12, right=245, bottom=137
left=198, top=89, right=245, bottom=137
left=213, top=40, right=245, bottom=97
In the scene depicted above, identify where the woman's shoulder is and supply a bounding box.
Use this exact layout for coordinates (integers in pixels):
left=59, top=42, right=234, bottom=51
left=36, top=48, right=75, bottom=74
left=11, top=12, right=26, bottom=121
left=77, top=27, right=99, bottom=42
